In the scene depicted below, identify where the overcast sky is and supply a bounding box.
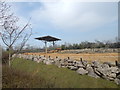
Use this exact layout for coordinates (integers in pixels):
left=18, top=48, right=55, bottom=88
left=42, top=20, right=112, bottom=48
left=6, top=1, right=118, bottom=48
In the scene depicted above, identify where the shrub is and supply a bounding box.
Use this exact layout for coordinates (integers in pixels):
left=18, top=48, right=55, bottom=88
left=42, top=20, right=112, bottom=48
left=2, top=52, right=9, bottom=64
left=2, top=51, right=14, bottom=64
left=2, top=65, right=55, bottom=88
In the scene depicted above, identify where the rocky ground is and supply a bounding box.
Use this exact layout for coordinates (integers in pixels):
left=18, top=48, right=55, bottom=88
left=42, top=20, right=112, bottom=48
left=60, top=48, right=119, bottom=53
left=13, top=54, right=120, bottom=85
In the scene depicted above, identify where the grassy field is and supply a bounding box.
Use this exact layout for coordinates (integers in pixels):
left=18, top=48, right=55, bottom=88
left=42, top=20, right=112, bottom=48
left=25, top=52, right=119, bottom=63
left=5, top=58, right=119, bottom=88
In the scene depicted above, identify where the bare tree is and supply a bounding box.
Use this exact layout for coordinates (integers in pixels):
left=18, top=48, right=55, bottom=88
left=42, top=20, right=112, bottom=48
left=0, top=1, right=32, bottom=66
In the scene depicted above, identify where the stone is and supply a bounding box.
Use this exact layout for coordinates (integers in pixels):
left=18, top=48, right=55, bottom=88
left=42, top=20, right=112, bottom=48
left=61, top=66, right=66, bottom=68
left=58, top=59, right=62, bottom=62
left=63, top=62, right=69, bottom=66
left=94, top=67, right=105, bottom=77
left=67, top=63, right=74, bottom=66
left=67, top=60, right=73, bottom=63
left=64, top=58, right=68, bottom=62
left=51, top=60, right=55, bottom=64
left=116, top=72, right=120, bottom=79
left=86, top=66, right=99, bottom=78
left=54, top=58, right=61, bottom=61
left=55, top=61, right=61, bottom=68
left=73, top=61, right=77, bottom=64
left=103, top=62, right=115, bottom=67
left=33, top=57, right=38, bottom=62
left=96, top=65, right=110, bottom=75
left=43, top=60, right=47, bottom=64
left=115, top=78, right=120, bottom=85
left=76, top=68, right=88, bottom=75
left=106, top=77, right=115, bottom=81
left=36, top=60, right=40, bottom=63
left=69, top=66, right=78, bottom=70
left=32, top=57, right=34, bottom=61
left=110, top=67, right=119, bottom=73
left=60, top=63, right=65, bottom=66
left=80, top=60, right=88, bottom=67
left=75, top=62, right=84, bottom=68
left=88, top=72, right=100, bottom=78
left=94, top=66, right=118, bottom=81
left=38, top=58, right=42, bottom=62
left=86, top=64, right=91, bottom=67
left=40, top=55, right=46, bottom=60
left=101, top=64, right=109, bottom=69
left=49, top=58, right=54, bottom=61
left=108, top=73, right=116, bottom=80
left=60, top=60, right=65, bottom=63
left=45, top=61, right=52, bottom=65
left=115, top=61, right=120, bottom=68
left=92, top=61, right=101, bottom=68
left=28, top=55, right=33, bottom=60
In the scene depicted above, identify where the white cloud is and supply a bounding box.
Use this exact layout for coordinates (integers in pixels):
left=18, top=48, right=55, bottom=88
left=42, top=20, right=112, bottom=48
left=30, top=1, right=117, bottom=31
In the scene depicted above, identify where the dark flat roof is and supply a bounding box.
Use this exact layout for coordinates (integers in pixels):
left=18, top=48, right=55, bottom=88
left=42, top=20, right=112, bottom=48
left=35, top=35, right=61, bottom=42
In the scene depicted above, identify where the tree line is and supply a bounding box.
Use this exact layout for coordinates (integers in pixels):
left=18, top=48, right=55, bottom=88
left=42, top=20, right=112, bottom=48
left=18, top=38, right=120, bottom=53
left=61, top=39, right=120, bottom=50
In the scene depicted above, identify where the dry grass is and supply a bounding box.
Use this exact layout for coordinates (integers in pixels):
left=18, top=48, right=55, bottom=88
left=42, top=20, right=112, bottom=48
left=10, top=58, right=119, bottom=88
left=24, top=52, right=119, bottom=63
left=2, top=65, right=55, bottom=88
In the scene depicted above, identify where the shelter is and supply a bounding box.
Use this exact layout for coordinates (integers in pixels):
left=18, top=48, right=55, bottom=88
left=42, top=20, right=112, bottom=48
left=35, top=35, right=61, bottom=53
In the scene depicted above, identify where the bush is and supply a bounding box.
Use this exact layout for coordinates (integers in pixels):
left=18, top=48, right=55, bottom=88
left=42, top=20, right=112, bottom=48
left=2, top=51, right=14, bottom=64
left=2, top=65, right=55, bottom=88
left=2, top=52, right=9, bottom=64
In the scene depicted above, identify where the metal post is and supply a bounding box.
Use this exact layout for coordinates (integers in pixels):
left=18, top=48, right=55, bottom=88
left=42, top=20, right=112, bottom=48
left=53, top=41, right=55, bottom=47
left=45, top=41, right=47, bottom=54
left=52, top=41, right=55, bottom=52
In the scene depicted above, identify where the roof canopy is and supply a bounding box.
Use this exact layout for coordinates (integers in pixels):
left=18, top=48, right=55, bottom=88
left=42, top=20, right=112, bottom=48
left=35, top=35, right=61, bottom=42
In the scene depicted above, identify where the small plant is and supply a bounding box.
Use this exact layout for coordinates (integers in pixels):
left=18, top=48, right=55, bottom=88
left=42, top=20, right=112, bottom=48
left=2, top=65, right=55, bottom=88
left=2, top=51, right=14, bottom=65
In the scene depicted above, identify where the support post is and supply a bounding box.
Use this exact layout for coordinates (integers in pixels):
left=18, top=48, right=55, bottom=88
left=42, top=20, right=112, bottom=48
left=45, top=41, right=47, bottom=54
left=53, top=41, right=55, bottom=51
left=53, top=41, right=55, bottom=47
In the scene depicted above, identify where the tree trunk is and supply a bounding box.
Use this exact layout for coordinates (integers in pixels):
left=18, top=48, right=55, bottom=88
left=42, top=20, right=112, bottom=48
left=8, top=48, right=11, bottom=67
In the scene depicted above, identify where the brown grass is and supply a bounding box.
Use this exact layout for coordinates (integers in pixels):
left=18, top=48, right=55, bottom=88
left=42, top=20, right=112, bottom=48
left=24, top=52, right=119, bottom=63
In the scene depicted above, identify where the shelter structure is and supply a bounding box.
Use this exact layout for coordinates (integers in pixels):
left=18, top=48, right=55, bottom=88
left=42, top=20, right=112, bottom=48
left=35, top=35, right=61, bottom=53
